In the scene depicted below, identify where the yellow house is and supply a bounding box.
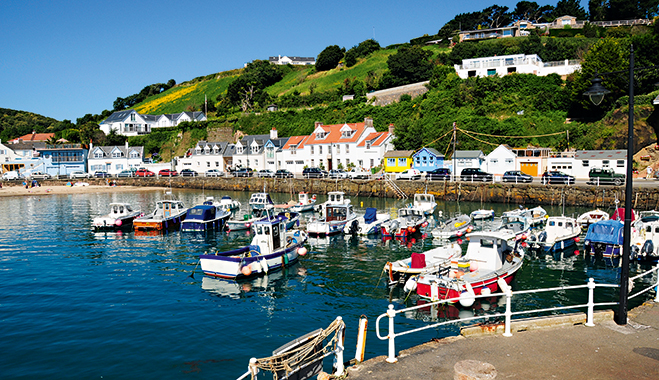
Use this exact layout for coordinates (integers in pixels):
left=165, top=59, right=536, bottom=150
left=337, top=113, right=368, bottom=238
left=384, top=150, right=414, bottom=173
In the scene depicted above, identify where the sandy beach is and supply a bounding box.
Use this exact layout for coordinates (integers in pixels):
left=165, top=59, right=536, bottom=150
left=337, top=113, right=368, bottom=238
left=0, top=183, right=168, bottom=197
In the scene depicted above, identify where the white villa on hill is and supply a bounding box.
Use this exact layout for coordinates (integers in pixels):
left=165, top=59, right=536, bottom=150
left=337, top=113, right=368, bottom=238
left=99, top=109, right=206, bottom=137
left=454, top=54, right=580, bottom=79
left=268, top=55, right=316, bottom=65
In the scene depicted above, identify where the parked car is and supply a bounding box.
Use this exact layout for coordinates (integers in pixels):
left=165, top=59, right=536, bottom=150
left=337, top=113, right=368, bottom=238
left=234, top=168, right=254, bottom=177
left=69, top=171, right=91, bottom=179
left=502, top=170, right=533, bottom=183
left=302, top=167, right=325, bottom=178
left=159, top=169, right=178, bottom=177
left=396, top=169, right=422, bottom=180
left=2, top=171, right=22, bottom=180
left=135, top=168, right=156, bottom=177
left=346, top=169, right=370, bottom=179
left=541, top=171, right=575, bottom=185
left=256, top=169, right=275, bottom=178
left=29, top=171, right=51, bottom=180
left=460, top=168, right=493, bottom=182
left=275, top=169, right=294, bottom=178
left=587, top=167, right=625, bottom=186
left=94, top=171, right=111, bottom=178
left=328, top=169, right=348, bottom=179
left=116, top=169, right=134, bottom=178
left=425, top=168, right=451, bottom=181
left=180, top=169, right=198, bottom=177
left=204, top=169, right=224, bottom=177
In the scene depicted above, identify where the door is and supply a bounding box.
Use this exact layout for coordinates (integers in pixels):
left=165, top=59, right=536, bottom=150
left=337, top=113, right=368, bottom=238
left=520, top=162, right=538, bottom=177
left=163, top=202, right=171, bottom=218
left=272, top=223, right=281, bottom=250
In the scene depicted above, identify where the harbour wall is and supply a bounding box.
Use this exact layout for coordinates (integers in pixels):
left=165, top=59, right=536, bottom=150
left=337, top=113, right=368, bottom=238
left=63, top=177, right=659, bottom=210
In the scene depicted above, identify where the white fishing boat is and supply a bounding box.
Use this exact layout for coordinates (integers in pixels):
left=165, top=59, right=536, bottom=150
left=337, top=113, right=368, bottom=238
left=413, top=230, right=525, bottom=307
left=631, top=211, right=659, bottom=261
left=503, top=206, right=547, bottom=226
left=384, top=242, right=463, bottom=286
left=344, top=207, right=390, bottom=235
left=226, top=206, right=274, bottom=232
left=92, top=202, right=142, bottom=231
left=527, top=215, right=580, bottom=253
left=248, top=192, right=274, bottom=211
left=133, top=198, right=187, bottom=233
left=470, top=209, right=495, bottom=221
left=431, top=214, right=473, bottom=240
left=307, top=191, right=357, bottom=236
left=218, top=195, right=241, bottom=212
left=199, top=207, right=308, bottom=279
left=289, top=192, right=317, bottom=213
left=380, top=206, right=428, bottom=240
left=413, top=193, right=437, bottom=215
left=577, top=209, right=609, bottom=230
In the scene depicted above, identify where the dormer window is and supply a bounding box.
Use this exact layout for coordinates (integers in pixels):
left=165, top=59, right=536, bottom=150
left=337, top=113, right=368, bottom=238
left=316, top=132, right=328, bottom=139
left=204, top=146, right=210, bottom=154
left=129, top=151, right=139, bottom=159
left=237, top=146, right=244, bottom=154
left=341, top=130, right=355, bottom=138
left=130, top=113, right=136, bottom=122
left=195, top=147, right=202, bottom=154
left=213, top=147, right=219, bottom=154
left=112, top=151, right=123, bottom=158
left=366, top=141, right=372, bottom=149
left=94, top=151, right=104, bottom=159
left=250, top=145, right=258, bottom=154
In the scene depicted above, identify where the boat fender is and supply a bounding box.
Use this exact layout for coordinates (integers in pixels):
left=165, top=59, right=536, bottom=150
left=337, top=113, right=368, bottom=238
left=642, top=240, right=654, bottom=256
left=260, top=258, right=269, bottom=274
left=403, top=277, right=418, bottom=292
left=481, top=287, right=491, bottom=296
left=297, top=247, right=307, bottom=256
left=241, top=265, right=252, bottom=276
left=459, top=282, right=476, bottom=307
left=388, top=262, right=394, bottom=283
left=115, top=219, right=122, bottom=226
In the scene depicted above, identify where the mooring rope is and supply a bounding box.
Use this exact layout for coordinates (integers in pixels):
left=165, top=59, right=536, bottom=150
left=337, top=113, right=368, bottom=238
left=252, top=318, right=345, bottom=380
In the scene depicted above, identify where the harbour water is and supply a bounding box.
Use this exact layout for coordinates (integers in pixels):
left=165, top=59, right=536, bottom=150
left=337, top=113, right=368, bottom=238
left=0, top=189, right=655, bottom=379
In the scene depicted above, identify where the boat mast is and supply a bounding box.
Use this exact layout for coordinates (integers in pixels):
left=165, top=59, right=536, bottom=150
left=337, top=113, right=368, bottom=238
left=452, top=122, right=457, bottom=182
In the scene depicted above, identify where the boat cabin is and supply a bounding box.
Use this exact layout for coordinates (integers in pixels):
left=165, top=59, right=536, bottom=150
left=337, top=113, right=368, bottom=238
left=249, top=193, right=274, bottom=209
left=156, top=200, right=186, bottom=218
left=326, top=204, right=354, bottom=222
left=465, top=231, right=515, bottom=271
left=252, top=213, right=286, bottom=254
left=414, top=193, right=435, bottom=204
left=298, top=192, right=315, bottom=204
left=109, top=203, right=135, bottom=217
left=399, top=207, right=423, bottom=219
left=186, top=205, right=217, bottom=221
left=545, top=216, right=578, bottom=242
left=326, top=191, right=348, bottom=205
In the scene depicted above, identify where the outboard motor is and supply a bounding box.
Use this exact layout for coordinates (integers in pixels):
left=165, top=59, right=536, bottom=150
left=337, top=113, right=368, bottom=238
left=538, top=231, right=547, bottom=243
left=348, top=220, right=359, bottom=235
left=641, top=240, right=654, bottom=260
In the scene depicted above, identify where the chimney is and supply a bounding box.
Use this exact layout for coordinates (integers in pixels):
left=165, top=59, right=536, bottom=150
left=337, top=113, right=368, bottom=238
left=125, top=141, right=129, bottom=150
left=388, top=124, right=395, bottom=135
left=270, top=128, right=278, bottom=140
left=364, top=117, right=373, bottom=128
left=314, top=121, right=323, bottom=129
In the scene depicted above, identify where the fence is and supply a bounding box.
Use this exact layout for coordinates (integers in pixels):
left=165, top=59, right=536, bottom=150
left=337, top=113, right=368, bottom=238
left=375, top=267, right=659, bottom=363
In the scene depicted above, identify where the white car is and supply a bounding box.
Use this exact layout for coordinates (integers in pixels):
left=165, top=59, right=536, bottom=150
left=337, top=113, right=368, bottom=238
left=205, top=169, right=224, bottom=177
left=2, top=171, right=22, bottom=180
left=69, top=171, right=91, bottom=179
left=395, top=169, right=422, bottom=180
left=29, top=171, right=52, bottom=180
left=347, top=169, right=370, bottom=179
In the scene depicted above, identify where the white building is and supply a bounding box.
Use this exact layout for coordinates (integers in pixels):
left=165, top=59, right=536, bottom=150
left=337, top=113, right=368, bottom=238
left=573, top=150, right=627, bottom=178
left=485, top=145, right=516, bottom=175
left=87, top=142, right=145, bottom=174
left=99, top=109, right=206, bottom=137
left=451, top=150, right=486, bottom=173
left=268, top=55, right=316, bottom=65
left=454, top=54, right=581, bottom=79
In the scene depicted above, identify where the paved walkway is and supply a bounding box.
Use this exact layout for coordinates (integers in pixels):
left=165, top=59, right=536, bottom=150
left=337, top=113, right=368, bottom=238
left=346, top=302, right=659, bottom=380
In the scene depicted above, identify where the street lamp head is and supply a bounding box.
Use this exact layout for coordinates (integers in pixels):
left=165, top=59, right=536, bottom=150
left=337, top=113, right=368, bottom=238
left=583, top=75, right=611, bottom=106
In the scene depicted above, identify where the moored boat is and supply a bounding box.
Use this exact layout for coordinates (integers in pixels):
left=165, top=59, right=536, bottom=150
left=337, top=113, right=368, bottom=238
left=414, top=230, right=525, bottom=306
left=92, top=203, right=142, bottom=231
left=344, top=207, right=390, bottom=235
left=577, top=209, right=609, bottom=231
left=584, top=219, right=624, bottom=258
left=218, top=195, right=241, bottom=212
left=631, top=211, right=659, bottom=261
left=199, top=208, right=308, bottom=279
left=526, top=215, right=580, bottom=253
left=381, top=206, right=427, bottom=240
left=413, top=193, right=437, bottom=215
left=289, top=192, right=317, bottom=213
left=249, top=192, right=274, bottom=211
left=226, top=206, right=274, bottom=232
left=181, top=198, right=231, bottom=232
left=431, top=214, right=472, bottom=240
left=307, top=191, right=357, bottom=236
left=470, top=209, right=495, bottom=221
left=384, top=242, right=463, bottom=286
left=133, top=199, right=187, bottom=233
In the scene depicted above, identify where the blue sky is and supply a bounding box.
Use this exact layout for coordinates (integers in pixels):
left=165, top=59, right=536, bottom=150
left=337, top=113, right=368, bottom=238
left=0, top=0, right=587, bottom=121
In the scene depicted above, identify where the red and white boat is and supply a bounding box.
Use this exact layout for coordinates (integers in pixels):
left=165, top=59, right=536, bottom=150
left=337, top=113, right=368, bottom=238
left=413, top=230, right=525, bottom=307
left=384, top=242, right=463, bottom=286
left=381, top=206, right=427, bottom=240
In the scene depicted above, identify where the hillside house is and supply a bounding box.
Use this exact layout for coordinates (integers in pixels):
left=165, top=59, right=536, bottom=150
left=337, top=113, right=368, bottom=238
left=268, top=56, right=316, bottom=65
left=179, top=141, right=230, bottom=173
left=99, top=109, right=206, bottom=137
left=413, top=147, right=445, bottom=172
left=8, top=132, right=56, bottom=144
left=454, top=54, right=580, bottom=79
left=355, top=124, right=395, bottom=170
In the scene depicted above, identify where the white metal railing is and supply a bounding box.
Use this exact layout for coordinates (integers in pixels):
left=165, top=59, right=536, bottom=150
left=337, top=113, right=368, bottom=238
left=375, top=269, right=659, bottom=363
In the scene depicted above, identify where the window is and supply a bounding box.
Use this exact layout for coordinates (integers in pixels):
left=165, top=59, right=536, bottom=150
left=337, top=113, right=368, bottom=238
left=291, top=146, right=296, bottom=155
left=505, top=158, right=513, bottom=164
left=358, top=160, right=363, bottom=167
left=129, top=152, right=139, bottom=159
left=206, top=162, right=210, bottom=167
left=487, top=69, right=496, bottom=76
left=319, top=146, right=322, bottom=155
left=130, top=114, right=136, bottom=122
left=415, top=157, right=420, bottom=164
left=490, top=159, right=498, bottom=165
left=582, top=160, right=589, bottom=167
left=398, top=158, right=407, bottom=166
left=345, top=144, right=349, bottom=154
left=267, top=147, right=274, bottom=159
left=237, top=146, right=244, bottom=154
left=602, top=160, right=610, bottom=168
left=112, top=151, right=122, bottom=158
left=366, top=142, right=372, bottom=149
left=310, top=146, right=314, bottom=154
left=94, top=151, right=103, bottom=159
left=254, top=159, right=258, bottom=166
left=617, top=160, right=624, bottom=167
left=311, top=159, right=315, bottom=166
left=387, top=158, right=396, bottom=166
left=316, top=132, right=327, bottom=139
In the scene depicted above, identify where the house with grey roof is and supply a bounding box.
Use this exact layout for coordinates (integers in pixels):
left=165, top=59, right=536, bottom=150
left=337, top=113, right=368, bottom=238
left=574, top=150, right=627, bottom=178
left=452, top=150, right=486, bottom=173
left=269, top=55, right=316, bottom=65
left=99, top=109, right=206, bottom=137
left=412, top=147, right=445, bottom=172
left=87, top=142, right=145, bottom=174
left=178, top=141, right=231, bottom=174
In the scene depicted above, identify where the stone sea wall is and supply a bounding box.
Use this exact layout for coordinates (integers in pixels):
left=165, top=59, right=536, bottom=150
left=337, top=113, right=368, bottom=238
left=79, top=177, right=659, bottom=210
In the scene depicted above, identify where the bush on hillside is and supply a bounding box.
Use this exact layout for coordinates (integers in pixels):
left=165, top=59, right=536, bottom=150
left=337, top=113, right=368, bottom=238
left=316, top=45, right=345, bottom=71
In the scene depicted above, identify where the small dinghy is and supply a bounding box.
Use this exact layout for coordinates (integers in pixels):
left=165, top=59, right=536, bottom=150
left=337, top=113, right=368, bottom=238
left=381, top=206, right=427, bottom=240
left=431, top=214, right=473, bottom=240
left=344, top=207, right=390, bottom=235
left=470, top=209, right=495, bottom=221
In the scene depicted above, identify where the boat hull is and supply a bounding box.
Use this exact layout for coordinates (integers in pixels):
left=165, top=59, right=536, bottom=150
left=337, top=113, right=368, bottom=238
left=134, top=213, right=186, bottom=232
left=92, top=214, right=140, bottom=232
left=416, top=269, right=517, bottom=300
left=181, top=216, right=228, bottom=232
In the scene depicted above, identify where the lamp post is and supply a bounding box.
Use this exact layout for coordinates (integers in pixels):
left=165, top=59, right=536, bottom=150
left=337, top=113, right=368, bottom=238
left=583, top=44, right=639, bottom=325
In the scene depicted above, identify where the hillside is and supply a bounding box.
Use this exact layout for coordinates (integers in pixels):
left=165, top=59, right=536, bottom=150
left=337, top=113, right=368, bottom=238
left=0, top=108, right=62, bottom=142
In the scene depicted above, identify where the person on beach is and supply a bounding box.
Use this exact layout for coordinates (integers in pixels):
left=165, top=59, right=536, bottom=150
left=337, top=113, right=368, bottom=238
left=647, top=166, right=653, bottom=179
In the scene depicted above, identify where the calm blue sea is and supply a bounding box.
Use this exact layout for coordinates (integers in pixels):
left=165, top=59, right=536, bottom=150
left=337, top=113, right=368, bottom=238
left=0, top=188, right=654, bottom=379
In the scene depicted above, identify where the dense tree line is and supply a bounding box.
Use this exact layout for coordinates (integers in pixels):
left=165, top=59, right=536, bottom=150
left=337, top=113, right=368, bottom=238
left=113, top=79, right=176, bottom=112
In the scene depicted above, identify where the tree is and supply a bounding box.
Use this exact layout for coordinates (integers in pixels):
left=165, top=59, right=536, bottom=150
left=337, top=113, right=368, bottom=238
left=316, top=45, right=344, bottom=71
left=588, top=0, right=607, bottom=21
left=385, top=45, right=433, bottom=86
left=482, top=5, right=511, bottom=28
left=552, top=0, right=588, bottom=20
left=607, top=0, right=659, bottom=19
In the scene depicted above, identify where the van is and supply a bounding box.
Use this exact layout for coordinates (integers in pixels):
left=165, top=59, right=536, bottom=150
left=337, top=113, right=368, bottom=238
left=2, top=171, right=21, bottom=180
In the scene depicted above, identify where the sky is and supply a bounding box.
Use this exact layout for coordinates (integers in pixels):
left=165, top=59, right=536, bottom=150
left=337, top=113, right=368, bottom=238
left=0, top=0, right=589, bottom=122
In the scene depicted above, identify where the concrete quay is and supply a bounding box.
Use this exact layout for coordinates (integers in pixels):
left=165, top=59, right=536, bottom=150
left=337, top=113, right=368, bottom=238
left=346, top=302, right=659, bottom=380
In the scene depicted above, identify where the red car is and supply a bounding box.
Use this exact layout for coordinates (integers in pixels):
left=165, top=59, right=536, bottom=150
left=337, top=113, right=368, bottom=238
left=135, top=168, right=155, bottom=177
left=159, top=169, right=178, bottom=177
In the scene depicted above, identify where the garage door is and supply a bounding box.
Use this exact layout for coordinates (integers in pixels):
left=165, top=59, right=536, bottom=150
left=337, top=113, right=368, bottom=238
left=520, top=162, right=538, bottom=177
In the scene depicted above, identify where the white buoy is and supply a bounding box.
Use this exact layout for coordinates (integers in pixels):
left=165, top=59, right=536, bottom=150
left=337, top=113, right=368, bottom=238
left=260, top=258, right=269, bottom=274
left=404, top=277, right=418, bottom=292
left=481, top=287, right=491, bottom=296
left=459, top=282, right=476, bottom=308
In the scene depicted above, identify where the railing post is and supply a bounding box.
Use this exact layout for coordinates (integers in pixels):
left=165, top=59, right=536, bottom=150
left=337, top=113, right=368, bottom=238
left=655, top=266, right=659, bottom=303
left=586, top=278, right=596, bottom=327
left=385, top=304, right=398, bottom=363
left=503, top=288, right=513, bottom=337
left=334, top=316, right=345, bottom=376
